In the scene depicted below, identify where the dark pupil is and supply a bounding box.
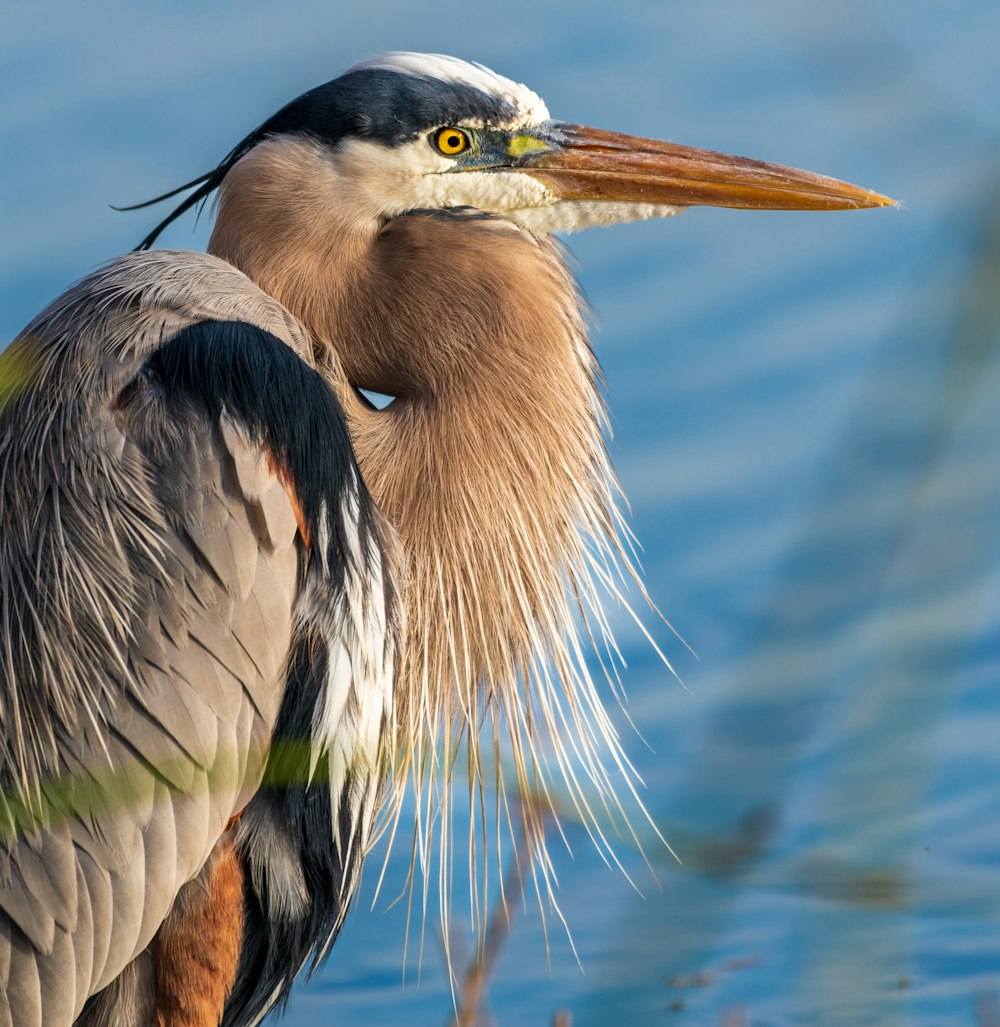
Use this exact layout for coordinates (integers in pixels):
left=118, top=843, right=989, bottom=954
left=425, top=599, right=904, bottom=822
left=446, top=134, right=461, bottom=149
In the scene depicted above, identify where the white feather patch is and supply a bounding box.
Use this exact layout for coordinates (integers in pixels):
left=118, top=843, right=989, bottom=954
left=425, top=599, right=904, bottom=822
left=309, top=470, right=396, bottom=864
left=513, top=198, right=684, bottom=234
left=348, top=52, right=550, bottom=127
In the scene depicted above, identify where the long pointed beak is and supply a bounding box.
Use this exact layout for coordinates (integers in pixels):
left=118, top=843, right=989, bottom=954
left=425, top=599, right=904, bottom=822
left=522, top=124, right=895, bottom=211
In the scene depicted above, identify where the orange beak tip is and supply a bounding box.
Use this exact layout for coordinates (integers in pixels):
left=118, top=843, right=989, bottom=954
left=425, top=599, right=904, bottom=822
left=864, top=190, right=900, bottom=210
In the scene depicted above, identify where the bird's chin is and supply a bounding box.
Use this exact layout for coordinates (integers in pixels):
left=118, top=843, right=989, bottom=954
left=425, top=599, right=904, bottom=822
left=509, top=199, right=685, bottom=235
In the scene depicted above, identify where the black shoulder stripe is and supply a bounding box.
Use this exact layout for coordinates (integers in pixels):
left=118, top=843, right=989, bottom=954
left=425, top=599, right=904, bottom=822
left=133, top=319, right=385, bottom=1022
left=136, top=319, right=375, bottom=582
left=136, top=320, right=382, bottom=1021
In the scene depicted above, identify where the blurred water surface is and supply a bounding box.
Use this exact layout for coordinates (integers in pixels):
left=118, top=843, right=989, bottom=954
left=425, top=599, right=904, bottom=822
left=3, top=1, right=1000, bottom=1024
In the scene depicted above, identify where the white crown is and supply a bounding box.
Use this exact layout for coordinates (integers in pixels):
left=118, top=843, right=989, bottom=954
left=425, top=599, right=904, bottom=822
left=348, top=52, right=550, bottom=127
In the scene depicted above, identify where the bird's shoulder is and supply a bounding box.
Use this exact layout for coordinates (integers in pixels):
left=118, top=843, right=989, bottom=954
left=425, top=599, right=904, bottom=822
left=0, top=251, right=400, bottom=1001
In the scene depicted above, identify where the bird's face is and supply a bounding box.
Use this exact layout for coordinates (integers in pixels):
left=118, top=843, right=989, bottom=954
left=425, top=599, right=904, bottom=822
left=333, top=78, right=893, bottom=236
left=135, top=52, right=893, bottom=250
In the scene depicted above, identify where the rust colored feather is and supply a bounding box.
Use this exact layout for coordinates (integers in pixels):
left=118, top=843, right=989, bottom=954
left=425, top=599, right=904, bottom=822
left=152, top=832, right=245, bottom=1027
left=265, top=449, right=313, bottom=547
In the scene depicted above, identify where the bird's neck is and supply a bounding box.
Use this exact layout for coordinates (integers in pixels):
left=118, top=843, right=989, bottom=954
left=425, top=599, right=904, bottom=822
left=209, top=138, right=619, bottom=780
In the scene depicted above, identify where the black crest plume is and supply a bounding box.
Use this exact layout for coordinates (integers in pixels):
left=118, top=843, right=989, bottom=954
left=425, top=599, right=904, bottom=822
left=117, top=86, right=330, bottom=251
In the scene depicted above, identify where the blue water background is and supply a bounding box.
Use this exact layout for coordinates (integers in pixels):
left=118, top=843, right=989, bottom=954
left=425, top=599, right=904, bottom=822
left=3, top=1, right=1000, bottom=1023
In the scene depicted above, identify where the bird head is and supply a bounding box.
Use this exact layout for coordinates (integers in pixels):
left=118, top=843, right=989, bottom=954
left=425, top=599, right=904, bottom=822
left=132, top=51, right=894, bottom=249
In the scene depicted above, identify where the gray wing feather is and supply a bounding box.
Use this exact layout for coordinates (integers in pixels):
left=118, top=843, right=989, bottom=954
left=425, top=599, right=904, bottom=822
left=0, top=251, right=332, bottom=1025
left=257, top=482, right=300, bottom=552
left=6, top=932, right=42, bottom=1025
left=18, top=823, right=77, bottom=937
left=0, top=866, right=53, bottom=954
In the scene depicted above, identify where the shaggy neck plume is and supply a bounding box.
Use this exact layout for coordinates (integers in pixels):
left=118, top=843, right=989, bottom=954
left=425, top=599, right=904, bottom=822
left=210, top=136, right=646, bottom=913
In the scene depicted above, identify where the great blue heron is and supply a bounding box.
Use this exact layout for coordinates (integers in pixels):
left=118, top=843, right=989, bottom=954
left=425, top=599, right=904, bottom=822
left=0, top=52, right=892, bottom=1026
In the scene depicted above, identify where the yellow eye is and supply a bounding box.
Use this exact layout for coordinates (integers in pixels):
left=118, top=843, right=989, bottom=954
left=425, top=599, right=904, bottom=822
left=433, top=127, right=470, bottom=156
